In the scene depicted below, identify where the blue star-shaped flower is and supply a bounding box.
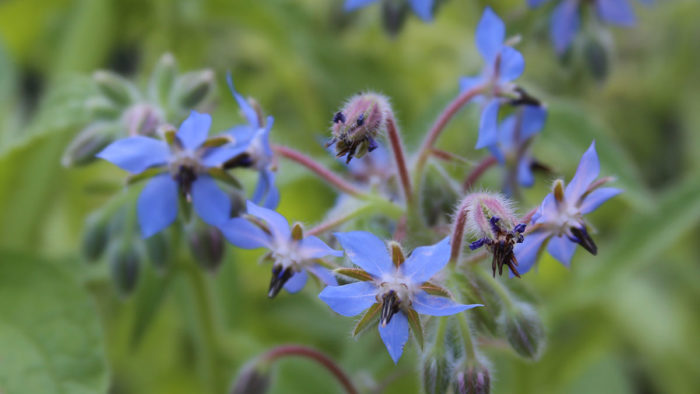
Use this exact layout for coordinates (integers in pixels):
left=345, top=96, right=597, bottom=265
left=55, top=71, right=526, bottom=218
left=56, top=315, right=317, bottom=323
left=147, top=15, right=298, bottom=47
left=459, top=7, right=526, bottom=150
left=528, top=0, right=642, bottom=54
left=344, top=0, right=434, bottom=22
left=97, top=111, right=247, bottom=238
left=219, top=201, right=342, bottom=298
left=514, top=141, right=622, bottom=274
left=319, top=232, right=481, bottom=363
left=225, top=74, right=279, bottom=209
left=489, top=105, right=547, bottom=193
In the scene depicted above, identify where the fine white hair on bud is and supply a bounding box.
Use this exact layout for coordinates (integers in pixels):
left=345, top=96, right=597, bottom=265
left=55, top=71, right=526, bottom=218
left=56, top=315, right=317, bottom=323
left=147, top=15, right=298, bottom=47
left=327, top=92, right=393, bottom=163
left=460, top=192, right=518, bottom=239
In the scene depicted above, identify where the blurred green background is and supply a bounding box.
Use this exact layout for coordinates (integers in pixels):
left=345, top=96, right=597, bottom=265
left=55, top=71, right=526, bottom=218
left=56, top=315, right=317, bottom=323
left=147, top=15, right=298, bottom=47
left=0, top=0, right=699, bottom=393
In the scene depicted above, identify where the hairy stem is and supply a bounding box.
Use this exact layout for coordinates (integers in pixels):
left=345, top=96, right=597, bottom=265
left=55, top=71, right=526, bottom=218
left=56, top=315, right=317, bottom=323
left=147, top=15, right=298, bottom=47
left=263, top=345, right=359, bottom=394
left=462, top=155, right=498, bottom=192
left=385, top=115, right=413, bottom=205
left=456, top=313, right=478, bottom=361
left=449, top=196, right=471, bottom=266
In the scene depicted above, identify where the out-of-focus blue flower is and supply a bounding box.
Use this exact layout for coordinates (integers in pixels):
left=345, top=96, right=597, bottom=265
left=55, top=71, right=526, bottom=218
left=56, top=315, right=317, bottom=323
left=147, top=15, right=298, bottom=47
left=225, top=74, right=279, bottom=209
left=345, top=0, right=434, bottom=22
left=319, top=232, right=481, bottom=363
left=514, top=142, right=621, bottom=274
left=219, top=201, right=342, bottom=298
left=97, top=111, right=247, bottom=238
left=459, top=7, right=526, bottom=149
left=489, top=105, right=547, bottom=193
left=528, top=0, right=640, bottom=54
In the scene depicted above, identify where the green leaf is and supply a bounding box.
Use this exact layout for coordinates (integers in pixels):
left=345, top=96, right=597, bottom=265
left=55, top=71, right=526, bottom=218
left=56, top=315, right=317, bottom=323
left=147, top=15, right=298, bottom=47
left=0, top=251, right=108, bottom=394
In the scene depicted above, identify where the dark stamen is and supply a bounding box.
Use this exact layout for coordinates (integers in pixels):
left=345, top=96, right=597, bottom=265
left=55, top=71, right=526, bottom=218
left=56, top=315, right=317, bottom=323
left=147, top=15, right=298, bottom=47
left=514, top=223, right=527, bottom=233
left=489, top=216, right=502, bottom=235
left=380, top=290, right=401, bottom=327
left=268, top=265, right=294, bottom=298
left=367, top=135, right=378, bottom=152
left=469, top=238, right=490, bottom=250
left=570, top=226, right=597, bottom=255
left=356, top=113, right=365, bottom=127
left=175, top=165, right=197, bottom=196
left=333, top=112, right=346, bottom=124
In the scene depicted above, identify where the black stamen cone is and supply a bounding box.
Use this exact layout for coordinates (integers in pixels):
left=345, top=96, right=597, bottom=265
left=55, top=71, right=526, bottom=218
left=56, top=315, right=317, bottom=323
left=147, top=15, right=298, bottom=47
left=571, top=226, right=597, bottom=255
left=380, top=290, right=401, bottom=327
left=268, top=265, right=294, bottom=298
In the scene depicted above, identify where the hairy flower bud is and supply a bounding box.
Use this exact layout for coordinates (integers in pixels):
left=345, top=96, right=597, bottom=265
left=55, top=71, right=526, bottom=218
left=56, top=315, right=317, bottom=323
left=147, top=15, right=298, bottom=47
left=109, top=244, right=141, bottom=296
left=231, top=360, right=271, bottom=394
left=144, top=232, right=171, bottom=273
left=328, top=92, right=391, bottom=163
left=93, top=70, right=137, bottom=108
left=148, top=53, right=177, bottom=106
left=501, top=301, right=545, bottom=360
left=422, top=351, right=452, bottom=394
left=188, top=225, right=225, bottom=272
left=173, top=69, right=215, bottom=110
left=82, top=215, right=109, bottom=262
left=122, top=103, right=163, bottom=136
left=61, top=122, right=117, bottom=167
left=454, top=363, right=491, bottom=394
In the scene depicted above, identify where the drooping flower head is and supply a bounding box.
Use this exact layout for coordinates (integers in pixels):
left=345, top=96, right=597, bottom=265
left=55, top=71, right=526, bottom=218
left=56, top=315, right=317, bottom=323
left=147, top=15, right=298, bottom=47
left=97, top=111, right=246, bottom=238
left=528, top=0, right=642, bottom=54
left=319, top=232, right=481, bottom=363
left=344, top=0, right=435, bottom=22
left=219, top=201, right=342, bottom=298
left=489, top=105, right=548, bottom=194
left=327, top=92, right=391, bottom=163
left=223, top=74, right=279, bottom=209
left=460, top=7, right=532, bottom=150
left=462, top=193, right=527, bottom=277
left=514, top=142, right=622, bottom=274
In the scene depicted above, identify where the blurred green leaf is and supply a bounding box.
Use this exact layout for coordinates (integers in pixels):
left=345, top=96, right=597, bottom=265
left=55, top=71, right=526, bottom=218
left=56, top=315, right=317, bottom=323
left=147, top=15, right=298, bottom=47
left=0, top=251, right=108, bottom=394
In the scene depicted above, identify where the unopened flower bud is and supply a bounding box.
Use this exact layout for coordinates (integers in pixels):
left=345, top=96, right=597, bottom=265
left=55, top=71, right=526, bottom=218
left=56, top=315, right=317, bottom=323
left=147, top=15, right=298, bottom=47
left=144, top=232, right=171, bottom=273
left=85, top=96, right=121, bottom=120
left=148, top=53, right=177, bottom=106
left=231, top=359, right=271, bottom=394
left=454, top=363, right=491, bottom=394
left=422, top=352, right=452, bottom=394
left=328, top=92, right=391, bottom=163
left=82, top=215, right=109, bottom=262
left=122, top=103, right=163, bottom=136
left=93, top=70, right=137, bottom=108
left=173, top=69, right=215, bottom=110
left=61, top=122, right=117, bottom=167
left=188, top=225, right=225, bottom=272
left=501, top=301, right=545, bottom=360
left=109, top=244, right=141, bottom=296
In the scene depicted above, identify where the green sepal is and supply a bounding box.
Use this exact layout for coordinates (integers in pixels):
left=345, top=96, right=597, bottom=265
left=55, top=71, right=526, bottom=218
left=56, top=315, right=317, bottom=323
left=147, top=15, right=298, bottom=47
left=208, top=168, right=243, bottom=190
left=334, top=268, right=373, bottom=281
left=406, top=308, right=424, bottom=349
left=353, top=303, right=380, bottom=337
left=126, top=168, right=167, bottom=185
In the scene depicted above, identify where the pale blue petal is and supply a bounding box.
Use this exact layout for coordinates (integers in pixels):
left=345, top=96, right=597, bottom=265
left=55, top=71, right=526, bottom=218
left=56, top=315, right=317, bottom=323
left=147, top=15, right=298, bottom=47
left=284, top=270, right=308, bottom=293
left=565, top=141, right=600, bottom=202
left=191, top=176, right=231, bottom=227
left=496, top=114, right=517, bottom=153
left=137, top=174, right=178, bottom=238
left=177, top=111, right=212, bottom=150
left=476, top=7, right=506, bottom=63
left=412, top=291, right=481, bottom=316
left=252, top=170, right=279, bottom=210
left=513, top=230, right=550, bottom=275
left=535, top=193, right=559, bottom=223
left=227, top=73, right=259, bottom=128
left=319, top=281, right=378, bottom=316
left=300, top=236, right=343, bottom=259
left=246, top=200, right=290, bottom=241
left=580, top=187, right=622, bottom=214
left=218, top=217, right=271, bottom=249
left=498, top=46, right=525, bottom=82
left=517, top=156, right=535, bottom=187
left=519, top=105, right=548, bottom=141
left=547, top=236, right=577, bottom=266
left=378, top=311, right=409, bottom=364
left=596, top=0, right=636, bottom=26
left=200, top=144, right=248, bottom=168
left=344, top=0, right=378, bottom=12
left=333, top=231, right=392, bottom=277
left=226, top=124, right=257, bottom=145
left=476, top=100, right=500, bottom=149
left=528, top=0, right=551, bottom=7
left=96, top=137, right=169, bottom=174
left=402, top=237, right=451, bottom=283
left=409, top=0, right=433, bottom=21
left=308, top=264, right=338, bottom=286
left=459, top=75, right=486, bottom=93
left=551, top=0, right=581, bottom=54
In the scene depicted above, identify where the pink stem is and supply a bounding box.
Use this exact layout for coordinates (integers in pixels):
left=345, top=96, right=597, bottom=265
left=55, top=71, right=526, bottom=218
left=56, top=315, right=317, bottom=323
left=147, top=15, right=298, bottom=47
left=449, top=196, right=471, bottom=265
left=386, top=116, right=412, bottom=204
left=462, top=155, right=498, bottom=192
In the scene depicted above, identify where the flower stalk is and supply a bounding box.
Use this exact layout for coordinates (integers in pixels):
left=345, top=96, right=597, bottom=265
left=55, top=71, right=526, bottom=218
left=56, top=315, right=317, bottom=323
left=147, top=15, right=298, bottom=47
left=385, top=115, right=413, bottom=204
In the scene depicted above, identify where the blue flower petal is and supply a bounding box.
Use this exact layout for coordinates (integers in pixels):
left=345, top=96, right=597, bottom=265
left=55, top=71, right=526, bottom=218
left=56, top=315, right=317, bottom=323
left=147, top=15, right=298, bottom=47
left=308, top=264, right=338, bottom=286
left=459, top=75, right=486, bottom=93
left=137, top=174, right=178, bottom=238
left=300, top=236, right=343, bottom=259
left=402, top=237, right=451, bottom=283
left=333, top=231, right=392, bottom=277
left=227, top=73, right=260, bottom=128
left=550, top=0, right=581, bottom=54
left=191, top=175, right=230, bottom=227
left=319, top=281, right=378, bottom=316
left=513, top=230, right=550, bottom=275
left=498, top=46, right=525, bottom=82
left=595, top=0, right=636, bottom=26
left=246, top=200, right=290, bottom=241
left=177, top=111, right=212, bottom=150
left=517, top=156, right=535, bottom=187
left=96, top=137, right=169, bottom=174
left=580, top=187, right=622, bottom=214
left=218, top=217, right=271, bottom=249
left=408, top=0, right=433, bottom=21
left=476, top=7, right=505, bottom=63
left=226, top=124, right=257, bottom=145
left=528, top=0, right=551, bottom=7
left=344, top=0, right=378, bottom=12
left=284, top=270, right=308, bottom=294
left=476, top=100, right=500, bottom=149
left=547, top=236, right=577, bottom=266
left=520, top=105, right=548, bottom=142
left=412, top=291, right=481, bottom=316
left=200, top=144, right=248, bottom=168
left=378, top=311, right=409, bottom=364
left=565, top=141, right=600, bottom=202
left=252, top=170, right=280, bottom=210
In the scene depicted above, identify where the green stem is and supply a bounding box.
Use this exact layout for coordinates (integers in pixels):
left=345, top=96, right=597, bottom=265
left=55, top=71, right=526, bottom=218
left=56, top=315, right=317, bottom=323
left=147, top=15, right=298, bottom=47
left=456, top=313, right=477, bottom=361
left=433, top=316, right=449, bottom=355
left=474, top=266, right=516, bottom=312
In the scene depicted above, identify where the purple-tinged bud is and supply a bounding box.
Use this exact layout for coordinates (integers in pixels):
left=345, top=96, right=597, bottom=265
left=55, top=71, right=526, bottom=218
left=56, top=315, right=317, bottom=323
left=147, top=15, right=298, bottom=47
left=82, top=215, right=109, bottom=262
left=328, top=92, right=391, bottom=163
left=173, top=69, right=216, bottom=110
left=109, top=244, right=140, bottom=296
left=123, top=103, right=163, bottom=136
left=422, top=352, right=452, bottom=394
left=188, top=225, right=225, bottom=272
left=231, top=359, right=271, bottom=394
left=93, top=70, right=137, bottom=108
left=61, top=122, right=117, bottom=167
left=501, top=301, right=545, bottom=360
left=454, top=363, right=491, bottom=394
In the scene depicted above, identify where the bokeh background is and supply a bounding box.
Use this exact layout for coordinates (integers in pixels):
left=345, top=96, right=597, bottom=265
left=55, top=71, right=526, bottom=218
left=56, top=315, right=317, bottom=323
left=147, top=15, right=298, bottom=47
left=0, top=0, right=699, bottom=393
